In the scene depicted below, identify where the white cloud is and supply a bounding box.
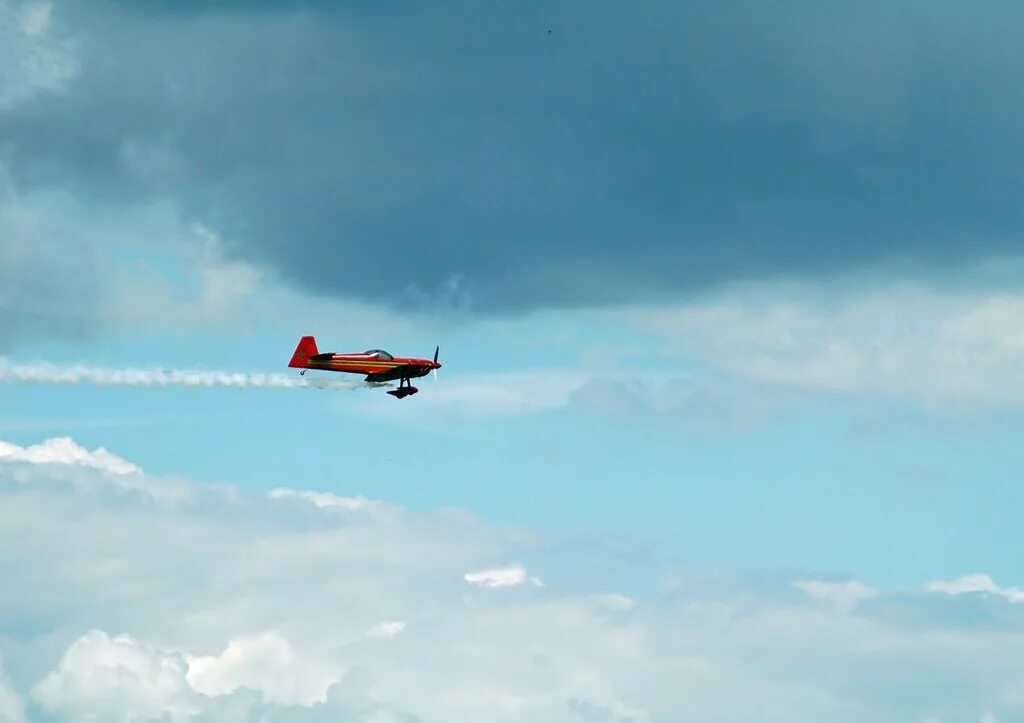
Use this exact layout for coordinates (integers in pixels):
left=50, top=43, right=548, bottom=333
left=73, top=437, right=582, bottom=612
left=185, top=632, right=338, bottom=706
left=926, top=574, right=1024, bottom=604
left=31, top=630, right=197, bottom=723
left=3, top=435, right=1024, bottom=722
left=464, top=564, right=539, bottom=589
left=0, top=436, right=140, bottom=475
left=0, top=435, right=197, bottom=504
left=267, top=487, right=375, bottom=511
left=793, top=579, right=878, bottom=613
left=630, top=283, right=1024, bottom=407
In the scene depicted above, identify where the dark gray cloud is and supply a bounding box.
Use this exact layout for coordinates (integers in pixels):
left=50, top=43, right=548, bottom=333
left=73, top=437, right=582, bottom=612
left=6, top=0, right=1024, bottom=312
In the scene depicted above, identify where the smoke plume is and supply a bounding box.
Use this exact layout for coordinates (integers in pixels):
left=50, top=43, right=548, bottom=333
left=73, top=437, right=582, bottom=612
left=0, top=360, right=375, bottom=391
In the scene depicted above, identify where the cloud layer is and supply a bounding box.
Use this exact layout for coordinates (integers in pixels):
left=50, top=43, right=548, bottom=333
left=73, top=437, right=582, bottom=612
left=2, top=435, right=1024, bottom=721
left=631, top=284, right=1024, bottom=408
left=5, top=1, right=1024, bottom=317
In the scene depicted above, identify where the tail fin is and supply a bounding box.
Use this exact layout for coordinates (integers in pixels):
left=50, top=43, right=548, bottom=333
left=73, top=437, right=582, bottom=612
left=289, top=336, right=319, bottom=368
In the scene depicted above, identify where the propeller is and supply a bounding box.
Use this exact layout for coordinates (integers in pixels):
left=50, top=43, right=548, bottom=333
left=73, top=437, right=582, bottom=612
left=433, top=345, right=440, bottom=382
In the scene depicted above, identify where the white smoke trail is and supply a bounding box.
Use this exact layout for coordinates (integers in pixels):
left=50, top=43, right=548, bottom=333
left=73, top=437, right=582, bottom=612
left=0, top=359, right=380, bottom=391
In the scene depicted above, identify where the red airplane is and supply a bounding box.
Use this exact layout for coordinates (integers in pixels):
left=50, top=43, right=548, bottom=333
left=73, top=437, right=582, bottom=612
left=288, top=336, right=441, bottom=398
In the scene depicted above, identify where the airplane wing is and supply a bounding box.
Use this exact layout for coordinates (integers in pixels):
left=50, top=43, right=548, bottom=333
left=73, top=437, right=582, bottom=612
left=364, top=365, right=425, bottom=383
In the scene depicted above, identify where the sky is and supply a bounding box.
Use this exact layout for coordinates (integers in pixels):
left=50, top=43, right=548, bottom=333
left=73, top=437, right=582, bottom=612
left=2, top=1, right=1024, bottom=721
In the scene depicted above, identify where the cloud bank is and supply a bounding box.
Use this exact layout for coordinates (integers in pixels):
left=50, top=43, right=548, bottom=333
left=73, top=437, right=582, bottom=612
left=6, top=0, right=1024, bottom=318
left=2, top=435, right=1024, bottom=721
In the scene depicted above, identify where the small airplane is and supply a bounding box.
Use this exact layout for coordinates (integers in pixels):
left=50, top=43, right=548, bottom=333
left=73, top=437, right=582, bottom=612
left=288, top=336, right=441, bottom=399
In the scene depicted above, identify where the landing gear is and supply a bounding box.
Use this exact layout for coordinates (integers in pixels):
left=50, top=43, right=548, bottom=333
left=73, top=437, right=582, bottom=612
left=387, top=377, right=419, bottom=399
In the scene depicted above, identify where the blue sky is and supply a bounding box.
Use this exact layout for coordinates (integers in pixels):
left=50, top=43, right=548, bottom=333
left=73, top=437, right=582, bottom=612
left=3, top=2, right=1024, bottom=721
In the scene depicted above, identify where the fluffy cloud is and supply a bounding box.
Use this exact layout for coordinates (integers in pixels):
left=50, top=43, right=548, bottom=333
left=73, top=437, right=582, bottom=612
left=3, top=436, right=1024, bottom=721
left=32, top=630, right=197, bottom=723
left=185, top=632, right=338, bottom=705
left=0, top=436, right=140, bottom=474
left=29, top=630, right=416, bottom=723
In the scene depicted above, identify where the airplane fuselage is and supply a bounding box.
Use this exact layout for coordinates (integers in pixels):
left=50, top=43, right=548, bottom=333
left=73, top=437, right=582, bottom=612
left=288, top=337, right=440, bottom=387
left=305, top=352, right=437, bottom=382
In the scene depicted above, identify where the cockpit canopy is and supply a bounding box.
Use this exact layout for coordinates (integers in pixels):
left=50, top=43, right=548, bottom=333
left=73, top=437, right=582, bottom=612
left=363, top=349, right=394, bottom=360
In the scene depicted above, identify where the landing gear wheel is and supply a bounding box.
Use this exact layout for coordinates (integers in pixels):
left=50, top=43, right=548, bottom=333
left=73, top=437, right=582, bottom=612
left=387, top=378, right=418, bottom=398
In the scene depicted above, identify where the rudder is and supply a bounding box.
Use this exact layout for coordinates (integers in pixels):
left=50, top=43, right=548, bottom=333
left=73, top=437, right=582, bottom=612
left=289, top=336, right=319, bottom=368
